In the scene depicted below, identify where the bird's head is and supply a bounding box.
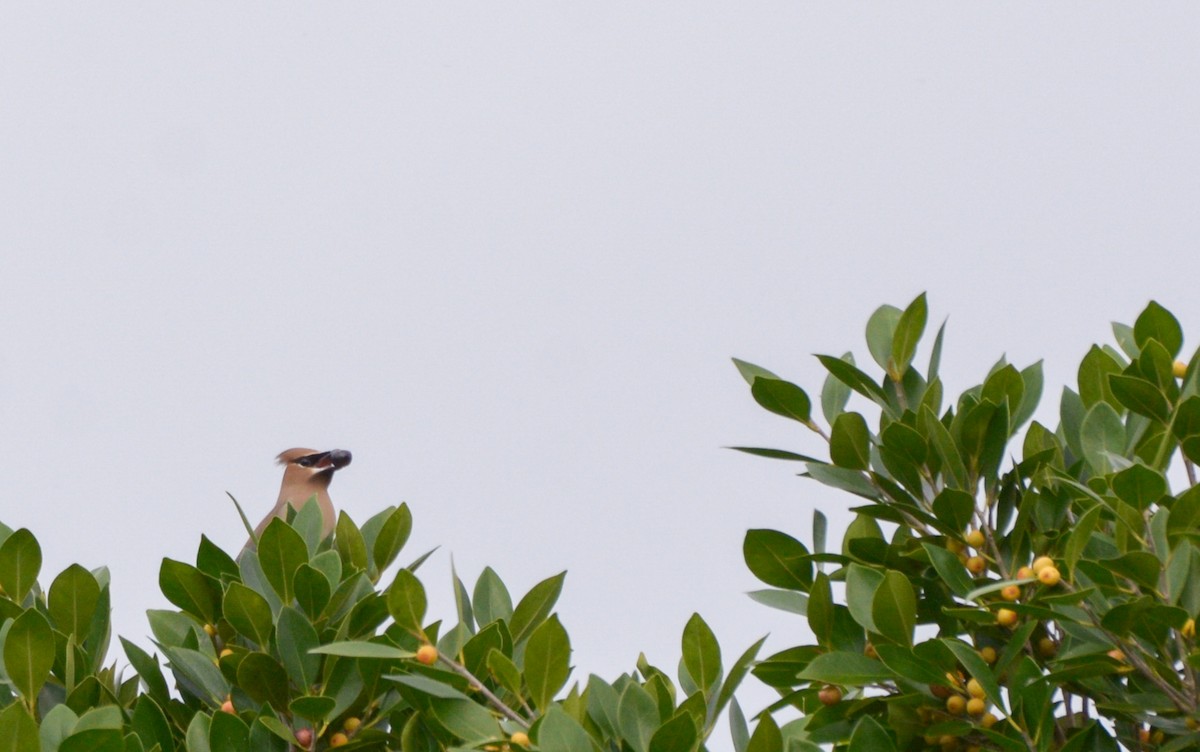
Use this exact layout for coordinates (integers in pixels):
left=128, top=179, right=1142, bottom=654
left=276, top=447, right=353, bottom=488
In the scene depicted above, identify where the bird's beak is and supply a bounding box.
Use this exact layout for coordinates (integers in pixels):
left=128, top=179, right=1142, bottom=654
left=315, top=449, right=353, bottom=473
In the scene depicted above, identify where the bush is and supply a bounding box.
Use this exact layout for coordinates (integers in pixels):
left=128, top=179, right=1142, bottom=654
left=735, top=294, right=1200, bottom=751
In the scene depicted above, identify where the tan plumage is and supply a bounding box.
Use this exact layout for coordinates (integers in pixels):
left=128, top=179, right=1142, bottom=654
left=250, top=447, right=353, bottom=542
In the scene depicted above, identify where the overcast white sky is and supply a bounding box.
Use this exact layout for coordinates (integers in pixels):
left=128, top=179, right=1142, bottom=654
left=2, top=4, right=1199, bottom=748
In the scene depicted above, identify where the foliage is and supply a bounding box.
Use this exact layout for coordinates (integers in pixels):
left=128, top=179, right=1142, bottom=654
left=735, top=294, right=1200, bottom=751
left=0, top=499, right=763, bottom=750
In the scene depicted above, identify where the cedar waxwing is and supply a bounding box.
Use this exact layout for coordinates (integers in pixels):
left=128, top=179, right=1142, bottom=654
left=251, top=448, right=352, bottom=541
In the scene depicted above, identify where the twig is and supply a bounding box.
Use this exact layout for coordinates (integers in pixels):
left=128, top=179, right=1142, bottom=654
left=437, top=654, right=531, bottom=729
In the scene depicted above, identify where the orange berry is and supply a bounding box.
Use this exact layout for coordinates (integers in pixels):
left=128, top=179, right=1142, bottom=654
left=946, top=695, right=966, bottom=715
left=220, top=699, right=234, bottom=714
left=343, top=717, right=362, bottom=733
left=416, top=645, right=439, bottom=665
left=1107, top=649, right=1126, bottom=662
left=1000, top=585, right=1021, bottom=601
left=965, top=530, right=986, bottom=549
left=330, top=733, right=349, bottom=747
left=966, top=556, right=987, bottom=575
left=966, top=678, right=985, bottom=699
left=1175, top=360, right=1189, bottom=379
left=1016, top=566, right=1034, bottom=580
left=979, top=646, right=997, bottom=664
left=1138, top=728, right=1151, bottom=744
left=966, top=697, right=986, bottom=716
left=510, top=732, right=531, bottom=748
left=1037, top=566, right=1061, bottom=586
left=996, top=608, right=1018, bottom=628
left=931, top=683, right=953, bottom=699
left=219, top=648, right=233, bottom=658
left=1032, top=556, right=1055, bottom=574
left=818, top=685, right=842, bottom=706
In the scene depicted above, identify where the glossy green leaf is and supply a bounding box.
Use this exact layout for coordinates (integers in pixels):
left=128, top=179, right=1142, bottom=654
left=751, top=377, right=812, bottom=424
left=526, top=614, right=571, bottom=710
left=941, top=638, right=1006, bottom=713
left=816, top=355, right=892, bottom=412
left=872, top=570, right=916, bottom=647
left=59, top=729, right=124, bottom=752
left=236, top=652, right=290, bottom=712
left=821, top=352, right=855, bottom=423
left=386, top=569, right=427, bottom=636
left=890, top=292, right=927, bottom=379
left=4, top=608, right=54, bottom=703
left=617, top=682, right=659, bottom=752
left=48, top=564, right=101, bottom=639
left=1012, top=360, right=1044, bottom=430
left=472, top=566, right=514, bottom=627
left=309, top=640, right=412, bottom=658
left=276, top=606, right=321, bottom=690
left=931, top=489, right=974, bottom=534
left=745, top=712, right=781, bottom=752
left=681, top=612, right=720, bottom=695
left=292, top=564, right=332, bottom=619
left=538, top=705, right=596, bottom=752
left=222, top=582, right=273, bottom=648
left=848, top=715, right=898, bottom=752
left=844, top=564, right=882, bottom=633
left=130, top=696, right=173, bottom=752
left=743, top=529, right=812, bottom=590
left=732, top=358, right=780, bottom=385
left=1080, top=402, right=1124, bottom=475
left=428, top=697, right=501, bottom=744
left=922, top=543, right=973, bottom=598
left=1079, top=345, right=1122, bottom=408
left=0, top=694, right=39, bottom=751
left=509, top=572, right=566, bottom=646
left=830, top=412, right=871, bottom=470
left=372, top=503, right=413, bottom=574
left=648, top=712, right=698, bottom=752
left=159, top=558, right=220, bottom=625
left=866, top=304, right=902, bottom=372
left=1134, top=300, right=1183, bottom=358
left=257, top=519, right=307, bottom=604
left=0, top=529, right=41, bottom=602
left=1111, top=464, right=1167, bottom=510
left=806, top=463, right=878, bottom=500
left=334, top=511, right=368, bottom=572
left=807, top=572, right=834, bottom=647
left=487, top=648, right=522, bottom=696
left=796, top=651, right=891, bottom=685
left=1109, top=374, right=1170, bottom=422
left=209, top=709, right=250, bottom=752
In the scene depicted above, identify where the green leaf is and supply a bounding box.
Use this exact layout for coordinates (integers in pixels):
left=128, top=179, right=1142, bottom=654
left=526, top=614, right=571, bottom=710
left=745, top=712, right=781, bottom=752
left=334, top=511, right=368, bottom=572
left=816, top=355, right=892, bottom=414
left=830, top=412, right=871, bottom=470
left=872, top=570, right=916, bottom=647
left=1079, top=346, right=1122, bottom=408
left=209, top=708, right=250, bottom=752
left=941, top=638, right=1006, bottom=713
left=388, top=672, right=472, bottom=700
left=923, top=543, right=973, bottom=598
left=4, top=608, right=54, bottom=703
left=1111, top=464, right=1168, bottom=511
left=743, top=530, right=812, bottom=590
left=473, top=567, right=514, bottom=627
left=681, top=613, right=721, bottom=695
left=732, top=358, right=780, bottom=385
left=796, top=651, right=891, bottom=685
left=48, top=564, right=101, bottom=639
left=509, top=571, right=566, bottom=646
left=921, top=406, right=968, bottom=489
left=1013, top=360, right=1044, bottom=430
left=648, top=712, right=698, bottom=752
left=844, top=564, right=883, bottom=633
left=386, top=569, right=427, bottom=637
left=130, top=696, right=173, bottom=752
left=806, top=463, right=878, bottom=500
left=222, top=583, right=273, bottom=649
left=618, top=682, right=659, bottom=752
left=276, top=606, right=321, bottom=690
left=292, top=564, right=332, bottom=619
left=538, top=705, right=596, bottom=752
left=931, top=489, right=974, bottom=534
left=807, top=572, right=834, bottom=647
left=487, top=648, right=522, bottom=696
left=751, top=377, right=812, bottom=425
left=1080, top=402, right=1124, bottom=475
left=746, top=589, right=807, bottom=614
left=890, top=292, right=927, bottom=379
left=866, top=304, right=902, bottom=371
left=821, top=352, right=855, bottom=423
left=372, top=503, right=413, bottom=574
left=309, top=641, right=412, bottom=658
left=236, top=651, right=290, bottom=712
left=848, top=715, right=898, bottom=752
left=159, top=558, right=221, bottom=625
left=120, top=638, right=171, bottom=707
left=257, top=519, right=308, bottom=605
left=728, top=447, right=822, bottom=462
left=0, top=697, right=39, bottom=752
left=0, top=529, right=41, bottom=602
left=1109, top=374, right=1170, bottom=422
left=715, top=635, right=767, bottom=718
left=59, top=729, right=124, bottom=752
left=1135, top=300, right=1183, bottom=358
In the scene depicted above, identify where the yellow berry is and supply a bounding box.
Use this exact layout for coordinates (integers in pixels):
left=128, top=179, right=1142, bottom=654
left=947, top=539, right=966, bottom=555
left=966, top=678, right=985, bottom=699
left=219, top=648, right=233, bottom=658
left=940, top=734, right=960, bottom=751
left=1000, top=585, right=1021, bottom=601
left=343, top=717, right=362, bottom=733
left=1016, top=566, right=1035, bottom=580
left=1037, top=566, right=1061, bottom=587
left=203, top=623, right=217, bottom=637
left=1175, top=360, right=1189, bottom=379
left=1107, top=649, right=1126, bottom=662
left=1032, top=556, right=1055, bottom=574
left=981, top=712, right=999, bottom=729
left=330, top=733, right=349, bottom=747
left=996, top=608, right=1018, bottom=627
left=966, top=556, right=987, bottom=575
left=966, top=697, right=986, bottom=716
left=946, top=695, right=966, bottom=715
left=416, top=645, right=439, bottom=665
left=1037, top=637, right=1058, bottom=658
left=979, top=646, right=997, bottom=664
left=510, top=732, right=531, bottom=748
left=1183, top=619, right=1196, bottom=639
left=965, top=530, right=986, bottom=549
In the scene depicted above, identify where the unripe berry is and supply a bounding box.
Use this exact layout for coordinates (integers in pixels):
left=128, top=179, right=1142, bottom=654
left=1031, top=556, right=1055, bottom=574
left=966, top=697, right=986, bottom=716
left=979, top=646, right=997, bottom=664
left=343, top=717, right=362, bottom=733
left=946, top=695, right=966, bottom=715
left=966, top=678, right=985, bottom=699
left=1037, top=637, right=1058, bottom=658
left=416, top=645, right=439, bottom=665
left=965, top=530, right=986, bottom=549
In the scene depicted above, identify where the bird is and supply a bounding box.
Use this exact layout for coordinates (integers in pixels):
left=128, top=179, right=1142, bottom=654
left=250, top=447, right=353, bottom=543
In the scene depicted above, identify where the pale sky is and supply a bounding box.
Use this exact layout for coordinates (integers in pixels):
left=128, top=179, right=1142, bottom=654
left=2, top=5, right=1199, bottom=749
